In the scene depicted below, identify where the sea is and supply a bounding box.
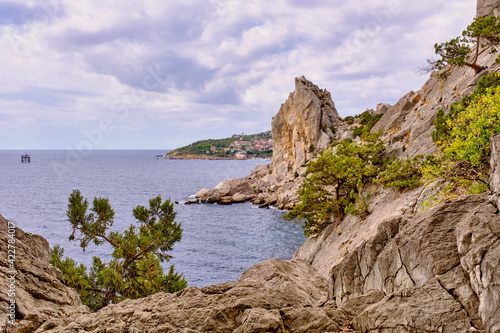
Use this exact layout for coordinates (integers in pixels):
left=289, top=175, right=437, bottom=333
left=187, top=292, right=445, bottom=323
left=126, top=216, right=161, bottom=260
left=0, top=150, right=306, bottom=287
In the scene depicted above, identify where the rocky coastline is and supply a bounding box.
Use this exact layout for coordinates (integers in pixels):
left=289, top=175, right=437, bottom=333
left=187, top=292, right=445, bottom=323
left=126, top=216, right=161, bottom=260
left=2, top=2, right=500, bottom=332
left=164, top=154, right=270, bottom=161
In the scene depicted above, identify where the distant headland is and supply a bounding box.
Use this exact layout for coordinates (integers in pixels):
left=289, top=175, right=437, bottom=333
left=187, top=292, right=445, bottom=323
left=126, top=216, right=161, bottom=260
left=163, top=131, right=273, bottom=160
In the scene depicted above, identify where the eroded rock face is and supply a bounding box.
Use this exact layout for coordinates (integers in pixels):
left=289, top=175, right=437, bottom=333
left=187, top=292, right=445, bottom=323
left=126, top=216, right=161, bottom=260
left=28, top=258, right=350, bottom=333
left=197, top=77, right=343, bottom=208
left=372, top=53, right=500, bottom=159
left=271, top=76, right=341, bottom=175
left=0, top=215, right=88, bottom=332
left=491, top=133, right=500, bottom=209
left=477, top=0, right=500, bottom=17
left=295, top=193, right=500, bottom=333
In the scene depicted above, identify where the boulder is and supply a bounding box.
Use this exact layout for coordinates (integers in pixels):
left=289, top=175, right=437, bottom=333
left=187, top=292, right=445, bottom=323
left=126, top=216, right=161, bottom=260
left=199, top=177, right=256, bottom=204
left=195, top=188, right=207, bottom=199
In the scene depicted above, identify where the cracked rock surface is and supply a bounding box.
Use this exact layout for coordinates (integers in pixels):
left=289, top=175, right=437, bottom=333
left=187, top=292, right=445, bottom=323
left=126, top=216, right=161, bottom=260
left=0, top=214, right=88, bottom=332
left=328, top=194, right=499, bottom=332
left=15, top=258, right=350, bottom=333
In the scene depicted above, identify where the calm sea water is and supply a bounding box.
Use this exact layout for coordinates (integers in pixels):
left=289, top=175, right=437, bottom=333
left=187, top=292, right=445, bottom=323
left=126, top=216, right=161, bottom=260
left=0, top=150, right=305, bottom=287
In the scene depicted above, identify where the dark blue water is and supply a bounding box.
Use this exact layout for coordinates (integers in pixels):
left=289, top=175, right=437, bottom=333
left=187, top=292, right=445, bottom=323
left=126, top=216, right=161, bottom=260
left=0, top=150, right=305, bottom=286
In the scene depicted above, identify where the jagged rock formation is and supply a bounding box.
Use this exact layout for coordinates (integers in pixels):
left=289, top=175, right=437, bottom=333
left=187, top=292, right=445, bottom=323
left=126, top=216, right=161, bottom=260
left=271, top=76, right=341, bottom=176
left=4, top=1, right=500, bottom=331
left=18, top=258, right=351, bottom=333
left=197, top=76, right=344, bottom=208
left=331, top=194, right=499, bottom=332
left=477, top=0, right=500, bottom=17
left=0, top=215, right=88, bottom=332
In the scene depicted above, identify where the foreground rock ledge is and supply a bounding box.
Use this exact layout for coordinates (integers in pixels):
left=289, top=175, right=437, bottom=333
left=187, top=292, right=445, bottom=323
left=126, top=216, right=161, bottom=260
left=8, top=256, right=350, bottom=333
left=2, top=190, right=499, bottom=332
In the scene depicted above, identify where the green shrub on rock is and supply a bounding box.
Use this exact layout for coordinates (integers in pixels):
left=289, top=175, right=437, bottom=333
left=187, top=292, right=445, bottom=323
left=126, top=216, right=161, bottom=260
left=51, top=190, right=187, bottom=311
left=376, top=156, right=426, bottom=190
left=284, top=136, right=385, bottom=236
left=425, top=82, right=500, bottom=201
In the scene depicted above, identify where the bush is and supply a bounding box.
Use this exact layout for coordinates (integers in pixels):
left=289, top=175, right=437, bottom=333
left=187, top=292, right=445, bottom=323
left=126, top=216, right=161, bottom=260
left=352, top=111, right=382, bottom=138
left=376, top=156, right=426, bottom=190
left=433, top=72, right=500, bottom=145
left=425, top=82, right=500, bottom=201
left=51, top=191, right=187, bottom=311
left=284, top=136, right=386, bottom=236
left=344, top=116, right=355, bottom=124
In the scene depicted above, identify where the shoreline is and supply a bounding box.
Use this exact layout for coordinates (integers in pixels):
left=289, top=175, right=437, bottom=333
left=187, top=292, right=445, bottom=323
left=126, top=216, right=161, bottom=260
left=162, top=154, right=271, bottom=161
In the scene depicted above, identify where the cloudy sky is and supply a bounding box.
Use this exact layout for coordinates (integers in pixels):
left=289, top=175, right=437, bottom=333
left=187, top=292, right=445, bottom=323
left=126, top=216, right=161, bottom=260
left=0, top=0, right=476, bottom=150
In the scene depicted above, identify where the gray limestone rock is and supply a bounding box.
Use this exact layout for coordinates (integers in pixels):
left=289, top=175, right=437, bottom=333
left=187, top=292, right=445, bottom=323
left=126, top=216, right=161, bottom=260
left=372, top=54, right=500, bottom=159
left=477, top=0, right=500, bottom=17
left=375, top=103, right=392, bottom=115
left=490, top=133, right=500, bottom=209
left=271, top=76, right=342, bottom=174
left=0, top=214, right=88, bottom=333
left=28, top=258, right=349, bottom=333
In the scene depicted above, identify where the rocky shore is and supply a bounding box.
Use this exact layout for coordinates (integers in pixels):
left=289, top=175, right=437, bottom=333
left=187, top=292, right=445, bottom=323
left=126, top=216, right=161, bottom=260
left=2, top=139, right=499, bottom=331
left=1, top=1, right=500, bottom=332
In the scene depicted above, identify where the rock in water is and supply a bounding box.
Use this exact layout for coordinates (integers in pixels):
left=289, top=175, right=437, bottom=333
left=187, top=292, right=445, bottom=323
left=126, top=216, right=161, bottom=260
left=271, top=76, right=342, bottom=176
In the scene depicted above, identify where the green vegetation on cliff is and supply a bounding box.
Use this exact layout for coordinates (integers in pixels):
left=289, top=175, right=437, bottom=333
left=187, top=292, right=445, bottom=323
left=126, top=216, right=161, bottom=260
left=351, top=111, right=383, bottom=138
left=284, top=132, right=428, bottom=236
left=424, top=72, right=500, bottom=202
left=167, top=131, right=273, bottom=158
left=51, top=191, right=186, bottom=311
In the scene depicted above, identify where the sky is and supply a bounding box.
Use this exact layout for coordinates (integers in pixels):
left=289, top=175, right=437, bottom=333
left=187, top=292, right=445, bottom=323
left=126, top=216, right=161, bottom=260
left=0, top=0, right=476, bottom=150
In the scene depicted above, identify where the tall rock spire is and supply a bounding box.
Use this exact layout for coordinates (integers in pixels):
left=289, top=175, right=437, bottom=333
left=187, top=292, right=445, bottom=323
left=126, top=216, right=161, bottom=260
left=271, top=76, right=341, bottom=176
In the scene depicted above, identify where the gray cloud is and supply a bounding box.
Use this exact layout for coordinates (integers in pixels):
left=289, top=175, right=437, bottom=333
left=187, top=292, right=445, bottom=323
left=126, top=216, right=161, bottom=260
left=0, top=0, right=477, bottom=149
left=0, top=2, right=39, bottom=26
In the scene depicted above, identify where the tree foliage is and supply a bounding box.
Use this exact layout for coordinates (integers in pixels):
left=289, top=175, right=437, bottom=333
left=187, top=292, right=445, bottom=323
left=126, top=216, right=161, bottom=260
left=376, top=155, right=426, bottom=190
left=352, top=111, right=383, bottom=138
left=284, top=134, right=385, bottom=236
left=425, top=16, right=500, bottom=78
left=424, top=81, right=500, bottom=200
left=433, top=72, right=500, bottom=145
left=51, top=191, right=187, bottom=311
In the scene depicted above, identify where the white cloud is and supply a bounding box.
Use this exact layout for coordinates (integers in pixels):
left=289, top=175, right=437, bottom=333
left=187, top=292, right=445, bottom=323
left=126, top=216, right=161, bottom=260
left=0, top=0, right=477, bottom=149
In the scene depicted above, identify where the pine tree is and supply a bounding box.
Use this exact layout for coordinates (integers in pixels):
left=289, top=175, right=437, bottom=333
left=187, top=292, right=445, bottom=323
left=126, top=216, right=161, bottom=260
left=424, top=16, right=500, bottom=78
left=51, top=190, right=187, bottom=311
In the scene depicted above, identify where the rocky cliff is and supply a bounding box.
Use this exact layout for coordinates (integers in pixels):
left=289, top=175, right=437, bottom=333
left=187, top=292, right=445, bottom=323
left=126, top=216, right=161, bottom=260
left=271, top=76, right=341, bottom=175
left=3, top=1, right=500, bottom=331
left=196, top=76, right=344, bottom=209
left=477, top=0, right=500, bottom=17
left=0, top=214, right=88, bottom=332
left=3, top=157, right=499, bottom=332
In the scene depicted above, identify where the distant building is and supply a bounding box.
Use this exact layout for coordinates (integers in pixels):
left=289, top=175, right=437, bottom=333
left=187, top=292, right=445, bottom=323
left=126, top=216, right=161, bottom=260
left=210, top=145, right=217, bottom=152
left=235, top=151, right=247, bottom=159
left=230, top=141, right=252, bottom=148
left=231, top=132, right=245, bottom=138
